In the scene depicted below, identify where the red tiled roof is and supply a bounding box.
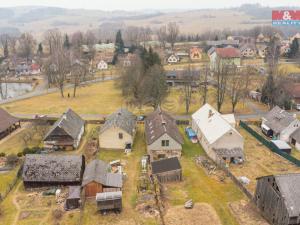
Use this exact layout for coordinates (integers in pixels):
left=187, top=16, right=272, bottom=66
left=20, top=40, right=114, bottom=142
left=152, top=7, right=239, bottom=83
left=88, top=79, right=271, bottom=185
left=287, top=83, right=300, bottom=98
left=31, top=63, right=40, bottom=70
left=215, top=48, right=240, bottom=58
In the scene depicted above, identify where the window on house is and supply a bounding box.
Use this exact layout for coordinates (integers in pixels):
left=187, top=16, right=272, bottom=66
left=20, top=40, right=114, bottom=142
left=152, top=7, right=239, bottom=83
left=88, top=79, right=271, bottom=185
left=119, top=133, right=123, bottom=139
left=161, top=140, right=170, bottom=147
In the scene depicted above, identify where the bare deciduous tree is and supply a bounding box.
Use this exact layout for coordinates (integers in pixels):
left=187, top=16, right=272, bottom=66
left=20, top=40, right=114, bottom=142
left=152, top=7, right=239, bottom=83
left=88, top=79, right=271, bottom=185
left=71, top=60, right=87, bottom=97
left=215, top=60, right=230, bottom=112
left=157, top=25, right=168, bottom=49
left=17, top=33, right=36, bottom=62
left=125, top=26, right=140, bottom=46
left=167, top=22, right=179, bottom=49
left=183, top=65, right=194, bottom=114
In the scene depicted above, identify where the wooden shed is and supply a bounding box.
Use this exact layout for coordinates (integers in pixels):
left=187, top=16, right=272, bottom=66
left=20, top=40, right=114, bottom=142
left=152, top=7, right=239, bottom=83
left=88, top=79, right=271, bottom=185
left=82, top=160, right=122, bottom=198
left=96, top=191, right=122, bottom=213
left=65, top=186, right=81, bottom=210
left=254, top=174, right=300, bottom=225
left=151, top=157, right=182, bottom=183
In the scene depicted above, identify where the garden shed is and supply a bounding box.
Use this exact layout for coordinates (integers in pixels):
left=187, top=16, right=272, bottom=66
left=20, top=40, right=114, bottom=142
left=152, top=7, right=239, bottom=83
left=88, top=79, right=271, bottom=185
left=65, top=186, right=81, bottom=210
left=96, top=191, right=122, bottom=213
left=271, top=140, right=292, bottom=154
left=151, top=157, right=182, bottom=183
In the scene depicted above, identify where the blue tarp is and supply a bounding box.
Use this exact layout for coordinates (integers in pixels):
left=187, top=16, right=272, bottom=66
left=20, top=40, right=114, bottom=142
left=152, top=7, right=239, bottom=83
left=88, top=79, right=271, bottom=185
left=185, top=127, right=197, bottom=138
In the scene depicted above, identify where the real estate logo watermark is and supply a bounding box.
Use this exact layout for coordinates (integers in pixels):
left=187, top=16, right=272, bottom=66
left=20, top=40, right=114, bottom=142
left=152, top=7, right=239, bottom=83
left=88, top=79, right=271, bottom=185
left=272, top=10, right=300, bottom=26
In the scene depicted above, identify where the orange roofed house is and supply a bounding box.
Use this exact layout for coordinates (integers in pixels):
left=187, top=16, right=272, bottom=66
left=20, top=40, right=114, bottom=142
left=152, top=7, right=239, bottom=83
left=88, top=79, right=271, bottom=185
left=209, top=47, right=241, bottom=71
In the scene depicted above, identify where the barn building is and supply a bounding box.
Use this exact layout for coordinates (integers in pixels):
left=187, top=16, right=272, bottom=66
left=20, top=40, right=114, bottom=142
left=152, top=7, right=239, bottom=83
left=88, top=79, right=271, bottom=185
left=255, top=174, right=300, bottom=225
left=145, top=108, right=183, bottom=161
left=22, top=154, right=85, bottom=189
left=82, top=160, right=122, bottom=198
left=151, top=157, right=182, bottom=183
left=0, top=108, right=20, bottom=140
left=44, top=108, right=85, bottom=150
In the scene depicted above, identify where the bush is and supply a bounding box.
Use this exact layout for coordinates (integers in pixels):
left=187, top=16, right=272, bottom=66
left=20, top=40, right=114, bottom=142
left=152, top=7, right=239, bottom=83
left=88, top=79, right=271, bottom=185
left=17, top=152, right=23, bottom=157
left=23, top=147, right=43, bottom=155
left=6, top=154, right=18, bottom=167
left=52, top=209, right=63, bottom=220
left=0, top=152, right=5, bottom=157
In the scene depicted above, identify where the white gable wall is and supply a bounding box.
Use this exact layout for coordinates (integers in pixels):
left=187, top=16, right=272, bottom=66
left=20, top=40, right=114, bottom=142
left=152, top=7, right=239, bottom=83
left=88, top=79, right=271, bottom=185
left=99, top=127, right=133, bottom=149
left=281, top=120, right=300, bottom=142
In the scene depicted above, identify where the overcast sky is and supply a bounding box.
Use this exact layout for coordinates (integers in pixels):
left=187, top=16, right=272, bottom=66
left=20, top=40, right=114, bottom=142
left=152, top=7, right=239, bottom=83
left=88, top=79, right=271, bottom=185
left=1, top=0, right=300, bottom=11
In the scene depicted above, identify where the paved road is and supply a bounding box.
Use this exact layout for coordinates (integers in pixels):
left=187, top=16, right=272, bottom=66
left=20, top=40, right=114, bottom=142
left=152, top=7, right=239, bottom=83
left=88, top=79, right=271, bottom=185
left=0, top=76, right=117, bottom=105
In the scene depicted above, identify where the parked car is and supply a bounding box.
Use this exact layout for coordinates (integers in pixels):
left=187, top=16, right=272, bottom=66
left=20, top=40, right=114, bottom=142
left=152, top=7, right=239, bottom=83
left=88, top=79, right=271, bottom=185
left=185, top=127, right=198, bottom=143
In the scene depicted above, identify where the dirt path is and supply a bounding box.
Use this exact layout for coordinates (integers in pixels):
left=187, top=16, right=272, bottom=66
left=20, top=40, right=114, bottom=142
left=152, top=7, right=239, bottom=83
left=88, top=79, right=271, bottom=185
left=12, top=181, right=22, bottom=225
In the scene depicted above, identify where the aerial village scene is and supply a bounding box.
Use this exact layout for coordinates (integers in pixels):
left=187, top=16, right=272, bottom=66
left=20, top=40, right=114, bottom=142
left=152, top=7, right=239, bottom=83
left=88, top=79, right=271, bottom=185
left=0, top=1, right=300, bottom=225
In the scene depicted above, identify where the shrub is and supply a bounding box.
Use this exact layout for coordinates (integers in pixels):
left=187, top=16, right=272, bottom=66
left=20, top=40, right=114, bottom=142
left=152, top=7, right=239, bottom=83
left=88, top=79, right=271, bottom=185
left=0, top=152, right=5, bottom=157
left=6, top=154, right=18, bottom=167
left=23, top=147, right=43, bottom=155
left=17, top=152, right=23, bottom=157
left=52, top=209, right=63, bottom=220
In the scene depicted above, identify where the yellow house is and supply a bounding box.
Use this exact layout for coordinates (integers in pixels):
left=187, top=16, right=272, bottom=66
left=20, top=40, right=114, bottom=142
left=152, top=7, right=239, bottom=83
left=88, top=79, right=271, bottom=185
left=99, top=109, right=136, bottom=150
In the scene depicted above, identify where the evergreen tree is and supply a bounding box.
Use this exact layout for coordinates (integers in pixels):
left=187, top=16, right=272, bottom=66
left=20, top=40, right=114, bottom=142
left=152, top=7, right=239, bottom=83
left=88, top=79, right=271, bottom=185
left=261, top=74, right=276, bottom=107
left=3, top=39, right=8, bottom=58
left=37, top=43, right=43, bottom=55
left=288, top=38, right=299, bottom=58
left=115, top=30, right=124, bottom=54
left=63, top=34, right=71, bottom=50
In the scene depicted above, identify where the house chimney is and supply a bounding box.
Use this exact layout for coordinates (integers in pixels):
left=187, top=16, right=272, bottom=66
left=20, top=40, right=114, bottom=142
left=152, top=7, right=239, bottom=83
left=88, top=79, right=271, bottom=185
left=208, top=109, right=214, bottom=118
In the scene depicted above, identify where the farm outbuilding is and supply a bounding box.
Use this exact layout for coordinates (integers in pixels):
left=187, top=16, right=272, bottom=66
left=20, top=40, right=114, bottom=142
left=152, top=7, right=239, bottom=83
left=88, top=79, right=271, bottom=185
left=151, top=157, right=182, bottom=183
left=22, top=154, right=85, bottom=189
left=271, top=140, right=292, bottom=154
left=82, top=160, right=122, bottom=198
left=44, top=108, right=85, bottom=150
left=0, top=108, right=20, bottom=140
left=96, top=191, right=122, bottom=213
left=255, top=174, right=300, bottom=225
left=65, top=186, right=81, bottom=210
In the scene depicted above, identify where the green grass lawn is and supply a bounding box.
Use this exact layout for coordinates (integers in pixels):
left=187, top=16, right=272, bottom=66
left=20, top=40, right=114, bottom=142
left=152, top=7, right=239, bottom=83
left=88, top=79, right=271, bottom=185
left=0, top=165, right=20, bottom=198
left=166, top=127, right=245, bottom=225
left=0, top=126, right=44, bottom=155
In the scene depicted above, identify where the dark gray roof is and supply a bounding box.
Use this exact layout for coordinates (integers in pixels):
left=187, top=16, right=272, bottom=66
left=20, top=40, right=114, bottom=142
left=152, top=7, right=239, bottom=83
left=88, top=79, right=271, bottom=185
left=100, top=108, right=136, bottom=136
left=82, top=160, right=122, bottom=188
left=22, top=154, right=84, bottom=183
left=258, top=174, right=300, bottom=217
left=67, top=186, right=81, bottom=199
left=145, top=108, right=183, bottom=146
left=239, top=43, right=256, bottom=52
left=291, top=128, right=300, bottom=142
left=44, top=108, right=85, bottom=141
left=151, top=157, right=181, bottom=174
left=263, top=106, right=297, bottom=134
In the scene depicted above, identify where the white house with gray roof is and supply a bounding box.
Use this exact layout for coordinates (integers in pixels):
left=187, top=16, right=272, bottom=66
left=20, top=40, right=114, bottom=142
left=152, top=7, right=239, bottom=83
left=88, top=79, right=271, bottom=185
left=99, top=108, right=136, bottom=150
left=261, top=106, right=300, bottom=142
left=192, top=104, right=244, bottom=164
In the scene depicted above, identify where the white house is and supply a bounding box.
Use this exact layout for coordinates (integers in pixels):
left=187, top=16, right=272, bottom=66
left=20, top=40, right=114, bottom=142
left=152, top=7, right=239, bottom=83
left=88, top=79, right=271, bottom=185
left=261, top=106, right=300, bottom=142
left=167, top=54, right=180, bottom=64
left=99, top=109, right=136, bottom=150
left=97, top=60, right=108, bottom=70
left=192, top=104, right=244, bottom=164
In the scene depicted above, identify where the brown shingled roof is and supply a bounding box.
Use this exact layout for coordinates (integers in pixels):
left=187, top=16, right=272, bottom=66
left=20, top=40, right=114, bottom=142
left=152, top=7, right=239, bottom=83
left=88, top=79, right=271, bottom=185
left=145, top=108, right=183, bottom=145
left=0, top=108, right=20, bottom=133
